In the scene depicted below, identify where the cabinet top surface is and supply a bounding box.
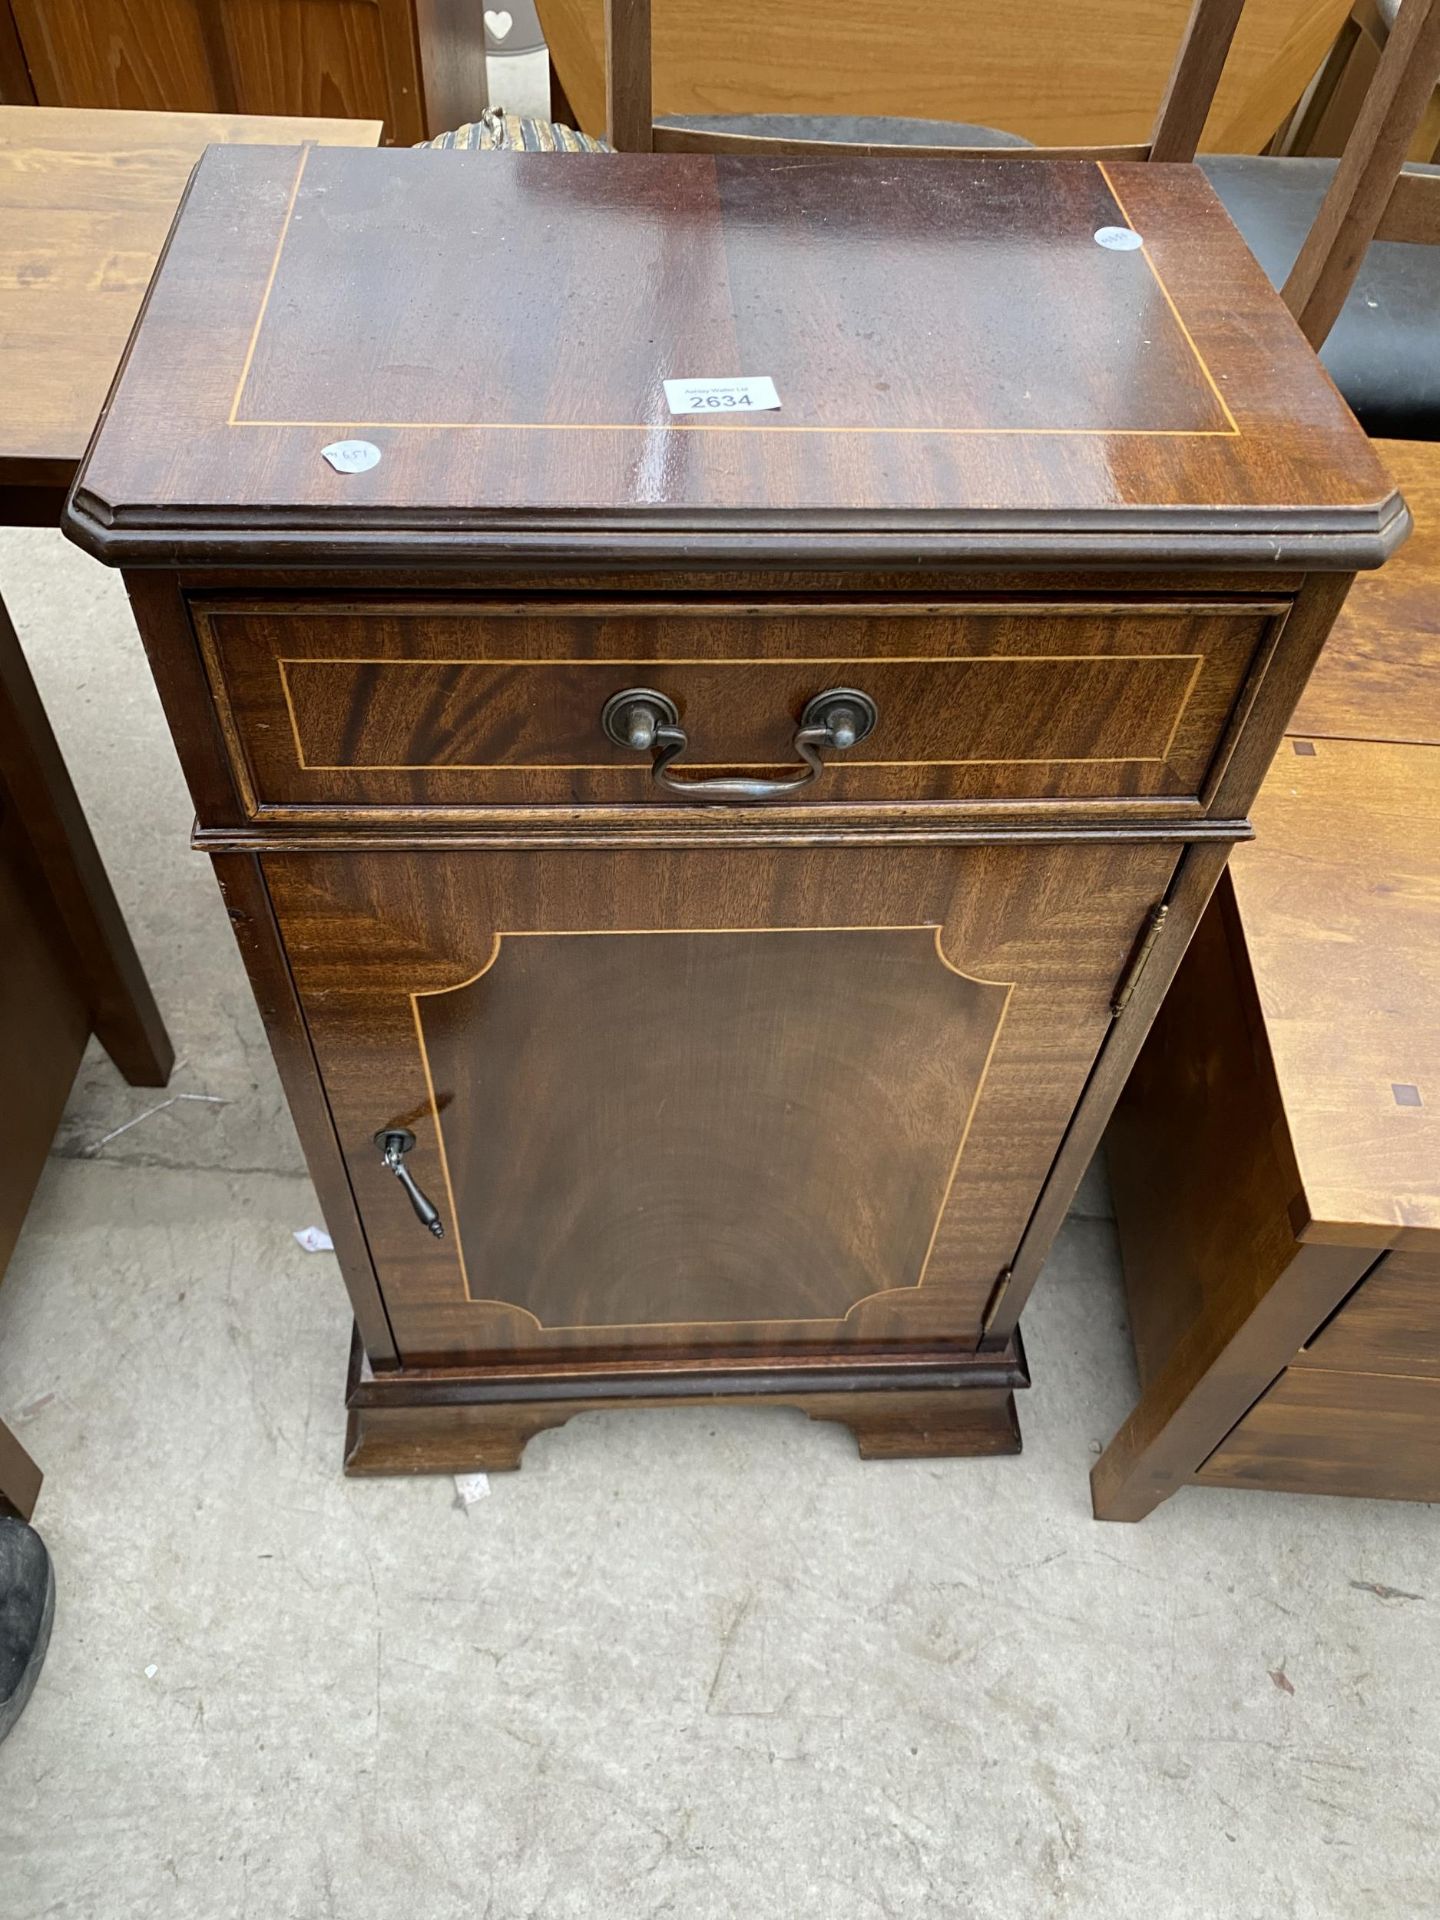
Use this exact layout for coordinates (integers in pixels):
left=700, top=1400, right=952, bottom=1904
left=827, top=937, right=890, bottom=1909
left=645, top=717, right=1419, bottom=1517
left=66, top=145, right=1403, bottom=568
left=1239, top=735, right=1440, bottom=1246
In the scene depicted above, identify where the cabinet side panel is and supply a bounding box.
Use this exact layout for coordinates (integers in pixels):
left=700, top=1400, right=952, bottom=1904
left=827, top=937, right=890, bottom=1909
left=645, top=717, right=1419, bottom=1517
left=1107, top=872, right=1302, bottom=1388
left=125, top=574, right=247, bottom=828
left=213, top=850, right=398, bottom=1365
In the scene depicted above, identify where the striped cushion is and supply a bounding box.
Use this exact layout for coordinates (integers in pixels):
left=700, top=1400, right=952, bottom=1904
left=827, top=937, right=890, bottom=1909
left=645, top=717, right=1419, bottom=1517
left=418, top=110, right=610, bottom=153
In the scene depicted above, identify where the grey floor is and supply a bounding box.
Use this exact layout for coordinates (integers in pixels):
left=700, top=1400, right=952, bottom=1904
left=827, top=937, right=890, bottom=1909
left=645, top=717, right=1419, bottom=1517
left=2, top=522, right=1438, bottom=1919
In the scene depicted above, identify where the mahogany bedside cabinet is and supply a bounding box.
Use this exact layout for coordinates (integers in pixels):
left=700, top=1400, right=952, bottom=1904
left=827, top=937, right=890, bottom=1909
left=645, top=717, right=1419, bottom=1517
left=63, top=144, right=1404, bottom=1477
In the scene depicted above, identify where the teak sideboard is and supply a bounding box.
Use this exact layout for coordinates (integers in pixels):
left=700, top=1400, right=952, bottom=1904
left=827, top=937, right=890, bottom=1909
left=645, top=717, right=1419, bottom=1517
left=64, top=146, right=1405, bottom=1476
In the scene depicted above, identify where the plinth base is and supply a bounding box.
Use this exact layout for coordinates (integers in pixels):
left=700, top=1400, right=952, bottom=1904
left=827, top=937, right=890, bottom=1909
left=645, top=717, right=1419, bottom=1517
left=342, top=1327, right=1028, bottom=1474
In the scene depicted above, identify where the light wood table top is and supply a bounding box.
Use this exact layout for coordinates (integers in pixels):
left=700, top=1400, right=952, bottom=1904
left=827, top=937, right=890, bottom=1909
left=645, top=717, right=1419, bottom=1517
left=1290, top=438, right=1440, bottom=749
left=1234, top=439, right=1440, bottom=1250
left=0, top=106, right=382, bottom=506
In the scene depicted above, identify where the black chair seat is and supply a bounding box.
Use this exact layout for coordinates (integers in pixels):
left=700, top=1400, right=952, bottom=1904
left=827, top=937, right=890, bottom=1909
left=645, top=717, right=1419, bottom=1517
left=656, top=114, right=1032, bottom=148
left=1202, top=154, right=1440, bottom=441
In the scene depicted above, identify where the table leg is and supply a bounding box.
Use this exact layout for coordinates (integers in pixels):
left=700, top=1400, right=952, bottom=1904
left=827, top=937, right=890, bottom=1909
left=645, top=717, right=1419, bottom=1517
left=0, top=588, right=172, bottom=1087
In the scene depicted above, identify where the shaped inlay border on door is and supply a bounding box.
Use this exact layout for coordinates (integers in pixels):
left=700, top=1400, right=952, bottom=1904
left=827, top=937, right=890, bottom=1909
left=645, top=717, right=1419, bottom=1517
left=409, top=923, right=1014, bottom=1333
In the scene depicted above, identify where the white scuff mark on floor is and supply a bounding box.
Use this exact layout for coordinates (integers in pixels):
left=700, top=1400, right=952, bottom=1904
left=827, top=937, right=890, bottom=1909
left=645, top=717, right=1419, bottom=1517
left=80, top=1092, right=226, bottom=1156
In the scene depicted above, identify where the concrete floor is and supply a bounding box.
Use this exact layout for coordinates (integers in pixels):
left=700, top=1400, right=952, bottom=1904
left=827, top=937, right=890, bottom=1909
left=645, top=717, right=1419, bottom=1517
left=1, top=523, right=1438, bottom=1919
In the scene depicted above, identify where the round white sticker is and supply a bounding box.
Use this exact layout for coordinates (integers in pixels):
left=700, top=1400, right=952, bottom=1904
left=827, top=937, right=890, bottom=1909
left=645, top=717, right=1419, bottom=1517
left=1094, top=226, right=1144, bottom=252
left=321, top=439, right=382, bottom=474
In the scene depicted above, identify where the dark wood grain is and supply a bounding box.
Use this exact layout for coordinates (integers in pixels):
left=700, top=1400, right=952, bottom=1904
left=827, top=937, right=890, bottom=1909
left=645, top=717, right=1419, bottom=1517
left=987, top=836, right=1233, bottom=1342
left=342, top=1320, right=1029, bottom=1469
left=346, top=1385, right=1024, bottom=1473
left=64, top=147, right=1402, bottom=571
left=1149, top=0, right=1248, bottom=159
left=5, top=0, right=472, bottom=141
left=217, top=0, right=423, bottom=140
left=12, top=0, right=215, bottom=110
left=0, top=1411, right=42, bottom=1521
left=0, top=3, right=35, bottom=102
left=209, top=851, right=398, bottom=1367
left=412, top=0, right=489, bottom=135
left=0, top=592, right=170, bottom=1086
left=195, top=596, right=1281, bottom=815
left=602, top=0, right=649, bottom=148
left=77, top=132, right=1392, bottom=1476
left=265, top=836, right=1177, bottom=1368
left=0, top=750, right=89, bottom=1284
left=418, top=925, right=1008, bottom=1331
left=1197, top=1356, right=1440, bottom=1502
left=1298, top=1249, right=1440, bottom=1378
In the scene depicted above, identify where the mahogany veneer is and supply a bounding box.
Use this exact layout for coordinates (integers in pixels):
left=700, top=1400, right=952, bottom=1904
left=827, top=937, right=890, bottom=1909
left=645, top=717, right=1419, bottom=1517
left=64, top=145, right=1403, bottom=1475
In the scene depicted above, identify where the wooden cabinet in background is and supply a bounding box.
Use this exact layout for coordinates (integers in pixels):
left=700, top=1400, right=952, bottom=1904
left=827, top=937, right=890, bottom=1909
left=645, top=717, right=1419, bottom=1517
left=64, top=145, right=1402, bottom=1478
left=0, top=0, right=487, bottom=142
left=1093, top=442, right=1439, bottom=1520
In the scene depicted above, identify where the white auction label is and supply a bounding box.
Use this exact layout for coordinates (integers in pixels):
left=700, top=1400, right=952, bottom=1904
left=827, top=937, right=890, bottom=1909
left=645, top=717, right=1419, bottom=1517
left=321, top=438, right=382, bottom=473
left=663, top=376, right=781, bottom=416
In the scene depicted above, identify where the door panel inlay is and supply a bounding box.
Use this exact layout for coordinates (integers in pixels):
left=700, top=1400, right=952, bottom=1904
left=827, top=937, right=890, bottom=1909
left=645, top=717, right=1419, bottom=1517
left=413, top=926, right=1012, bottom=1330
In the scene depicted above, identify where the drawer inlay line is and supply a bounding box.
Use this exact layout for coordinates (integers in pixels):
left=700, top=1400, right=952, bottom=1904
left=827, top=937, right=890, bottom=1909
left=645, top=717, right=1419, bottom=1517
left=274, top=651, right=1206, bottom=774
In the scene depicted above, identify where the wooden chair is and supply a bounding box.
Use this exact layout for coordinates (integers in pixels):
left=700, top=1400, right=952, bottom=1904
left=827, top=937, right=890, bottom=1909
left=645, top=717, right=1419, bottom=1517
left=1272, top=0, right=1440, bottom=344
left=540, top=0, right=1351, bottom=154
left=1193, top=0, right=1440, bottom=439
left=599, top=0, right=1249, bottom=160
left=1279, top=0, right=1440, bottom=161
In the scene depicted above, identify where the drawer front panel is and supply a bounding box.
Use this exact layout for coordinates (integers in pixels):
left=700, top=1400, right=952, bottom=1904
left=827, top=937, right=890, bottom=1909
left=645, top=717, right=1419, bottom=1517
left=262, top=836, right=1178, bottom=1368
left=1197, top=1364, right=1440, bottom=1503
left=1297, top=1249, right=1440, bottom=1379
left=194, top=598, right=1283, bottom=815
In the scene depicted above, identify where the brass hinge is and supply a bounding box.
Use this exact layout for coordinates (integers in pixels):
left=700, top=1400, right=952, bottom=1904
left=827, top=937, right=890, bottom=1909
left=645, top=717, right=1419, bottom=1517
left=980, top=1266, right=1013, bottom=1336
left=1111, top=902, right=1170, bottom=1016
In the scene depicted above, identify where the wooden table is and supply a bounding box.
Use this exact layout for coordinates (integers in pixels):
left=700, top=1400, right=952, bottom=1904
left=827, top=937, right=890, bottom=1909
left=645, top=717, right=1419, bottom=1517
left=1093, top=436, right=1439, bottom=1520
left=0, top=104, right=380, bottom=1520
left=64, top=145, right=1400, bottom=1479
left=1, top=105, right=384, bottom=516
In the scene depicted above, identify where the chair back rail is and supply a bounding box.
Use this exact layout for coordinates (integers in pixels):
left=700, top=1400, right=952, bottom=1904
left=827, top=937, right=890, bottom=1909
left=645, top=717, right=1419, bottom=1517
left=601, top=0, right=1247, bottom=160
left=1282, top=0, right=1440, bottom=343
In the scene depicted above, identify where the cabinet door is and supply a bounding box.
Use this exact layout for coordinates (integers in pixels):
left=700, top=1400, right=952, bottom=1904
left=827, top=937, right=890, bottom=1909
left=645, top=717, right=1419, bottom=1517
left=13, top=0, right=217, bottom=107
left=266, top=840, right=1176, bottom=1367
left=14, top=0, right=423, bottom=137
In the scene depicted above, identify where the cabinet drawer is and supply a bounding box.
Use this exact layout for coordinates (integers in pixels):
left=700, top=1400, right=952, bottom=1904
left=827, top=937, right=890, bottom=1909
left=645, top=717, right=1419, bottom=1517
left=1295, top=1250, right=1440, bottom=1379
left=1198, top=1364, right=1440, bottom=1503
left=193, top=597, right=1284, bottom=816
